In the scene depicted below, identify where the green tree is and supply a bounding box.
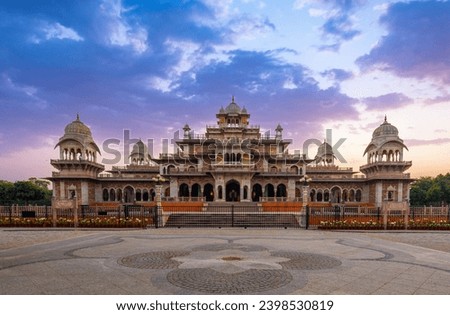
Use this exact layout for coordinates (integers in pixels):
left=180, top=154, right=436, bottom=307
left=0, top=181, right=14, bottom=204
left=410, top=173, right=450, bottom=206
left=0, top=180, right=52, bottom=205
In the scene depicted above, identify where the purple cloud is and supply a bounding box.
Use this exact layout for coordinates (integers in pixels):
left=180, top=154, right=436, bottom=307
left=321, top=68, right=354, bottom=81
left=362, top=93, right=413, bottom=111
left=0, top=0, right=359, bottom=169
left=299, top=0, right=366, bottom=50
left=357, top=1, right=450, bottom=83
left=405, top=138, right=450, bottom=147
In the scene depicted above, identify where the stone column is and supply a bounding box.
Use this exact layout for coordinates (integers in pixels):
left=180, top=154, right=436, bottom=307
left=170, top=178, right=178, bottom=199
left=155, top=184, right=163, bottom=227
left=302, top=186, right=309, bottom=212
left=397, top=182, right=403, bottom=202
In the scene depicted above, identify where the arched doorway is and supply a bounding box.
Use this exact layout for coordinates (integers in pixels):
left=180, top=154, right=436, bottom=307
left=179, top=183, right=189, bottom=199
left=203, top=183, right=214, bottom=201
left=252, top=184, right=262, bottom=202
left=226, top=180, right=240, bottom=202
left=264, top=183, right=275, bottom=198
left=331, top=186, right=341, bottom=203
left=218, top=186, right=223, bottom=200
left=191, top=183, right=201, bottom=199
left=124, top=186, right=134, bottom=203
left=276, top=184, right=287, bottom=198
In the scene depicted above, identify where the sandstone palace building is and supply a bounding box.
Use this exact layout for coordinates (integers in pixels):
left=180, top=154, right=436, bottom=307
left=49, top=98, right=413, bottom=211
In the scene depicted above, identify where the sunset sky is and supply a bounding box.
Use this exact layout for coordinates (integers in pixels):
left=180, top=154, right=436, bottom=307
left=0, top=0, right=449, bottom=182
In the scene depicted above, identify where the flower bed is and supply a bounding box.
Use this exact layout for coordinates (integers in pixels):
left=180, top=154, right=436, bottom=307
left=0, top=216, right=152, bottom=228
left=318, top=218, right=450, bottom=230
left=408, top=219, right=450, bottom=230
left=318, top=220, right=383, bottom=230
left=78, top=217, right=151, bottom=228
left=0, top=217, right=53, bottom=227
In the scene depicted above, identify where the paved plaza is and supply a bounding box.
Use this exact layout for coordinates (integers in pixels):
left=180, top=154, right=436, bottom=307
left=1, top=228, right=450, bottom=294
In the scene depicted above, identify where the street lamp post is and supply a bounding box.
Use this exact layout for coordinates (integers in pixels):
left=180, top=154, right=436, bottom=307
left=152, top=174, right=166, bottom=227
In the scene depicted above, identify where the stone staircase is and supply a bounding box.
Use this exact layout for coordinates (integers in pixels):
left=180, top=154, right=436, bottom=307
left=164, top=202, right=301, bottom=228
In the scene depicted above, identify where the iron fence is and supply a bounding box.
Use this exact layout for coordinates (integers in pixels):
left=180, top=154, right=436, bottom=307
left=308, top=205, right=450, bottom=230
left=162, top=204, right=304, bottom=228
left=0, top=204, right=449, bottom=230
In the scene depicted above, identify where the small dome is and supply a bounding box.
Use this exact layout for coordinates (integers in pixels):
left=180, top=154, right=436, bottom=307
left=131, top=140, right=147, bottom=156
left=316, top=141, right=333, bottom=157
left=372, top=116, right=398, bottom=138
left=64, top=114, right=92, bottom=137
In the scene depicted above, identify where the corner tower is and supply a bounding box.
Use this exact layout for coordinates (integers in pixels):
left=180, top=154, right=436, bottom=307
left=360, top=117, right=413, bottom=207
left=50, top=115, right=104, bottom=206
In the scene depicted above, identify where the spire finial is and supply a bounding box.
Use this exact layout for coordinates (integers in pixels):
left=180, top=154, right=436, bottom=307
left=232, top=95, right=235, bottom=103
left=384, top=115, right=387, bottom=123
left=76, top=113, right=80, bottom=121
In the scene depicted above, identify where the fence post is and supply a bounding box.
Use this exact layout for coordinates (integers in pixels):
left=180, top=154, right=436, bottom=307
left=404, top=206, right=409, bottom=230
left=52, top=207, right=57, bottom=227
left=73, top=206, right=78, bottom=228
left=154, top=206, right=159, bottom=229
left=231, top=204, right=235, bottom=227
left=8, top=205, right=12, bottom=225
left=140, top=206, right=144, bottom=229
left=447, top=205, right=450, bottom=222
left=45, top=205, right=48, bottom=219
left=305, top=205, right=310, bottom=230
left=377, top=207, right=381, bottom=224
left=334, top=205, right=340, bottom=221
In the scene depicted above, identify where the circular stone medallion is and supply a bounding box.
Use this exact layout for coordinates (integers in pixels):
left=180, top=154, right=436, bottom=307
left=167, top=268, right=293, bottom=294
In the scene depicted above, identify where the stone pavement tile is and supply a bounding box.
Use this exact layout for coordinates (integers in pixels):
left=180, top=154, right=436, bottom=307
left=426, top=271, right=450, bottom=285
left=388, top=276, right=428, bottom=290
left=333, top=278, right=389, bottom=295
left=338, top=264, right=382, bottom=278
left=0, top=275, right=44, bottom=294
left=292, top=288, right=323, bottom=295
left=301, top=280, right=347, bottom=294
left=47, top=285, right=86, bottom=295
left=375, top=281, right=420, bottom=295
left=413, top=288, right=448, bottom=295
left=418, top=282, right=450, bottom=294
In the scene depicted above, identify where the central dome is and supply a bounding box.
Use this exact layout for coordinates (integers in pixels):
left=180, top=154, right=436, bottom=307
left=224, top=96, right=242, bottom=114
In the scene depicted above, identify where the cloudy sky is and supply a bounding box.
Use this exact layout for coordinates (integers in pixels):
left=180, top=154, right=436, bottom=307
left=0, top=0, right=449, bottom=181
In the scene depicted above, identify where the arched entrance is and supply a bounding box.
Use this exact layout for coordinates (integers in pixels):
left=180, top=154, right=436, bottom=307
left=276, top=184, right=287, bottom=198
left=264, top=183, right=275, bottom=198
left=191, top=183, right=201, bottom=199
left=203, top=183, right=214, bottom=202
left=331, top=186, right=341, bottom=203
left=226, top=180, right=240, bottom=202
left=252, top=184, right=262, bottom=202
left=179, top=183, right=189, bottom=199
left=123, top=186, right=134, bottom=203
